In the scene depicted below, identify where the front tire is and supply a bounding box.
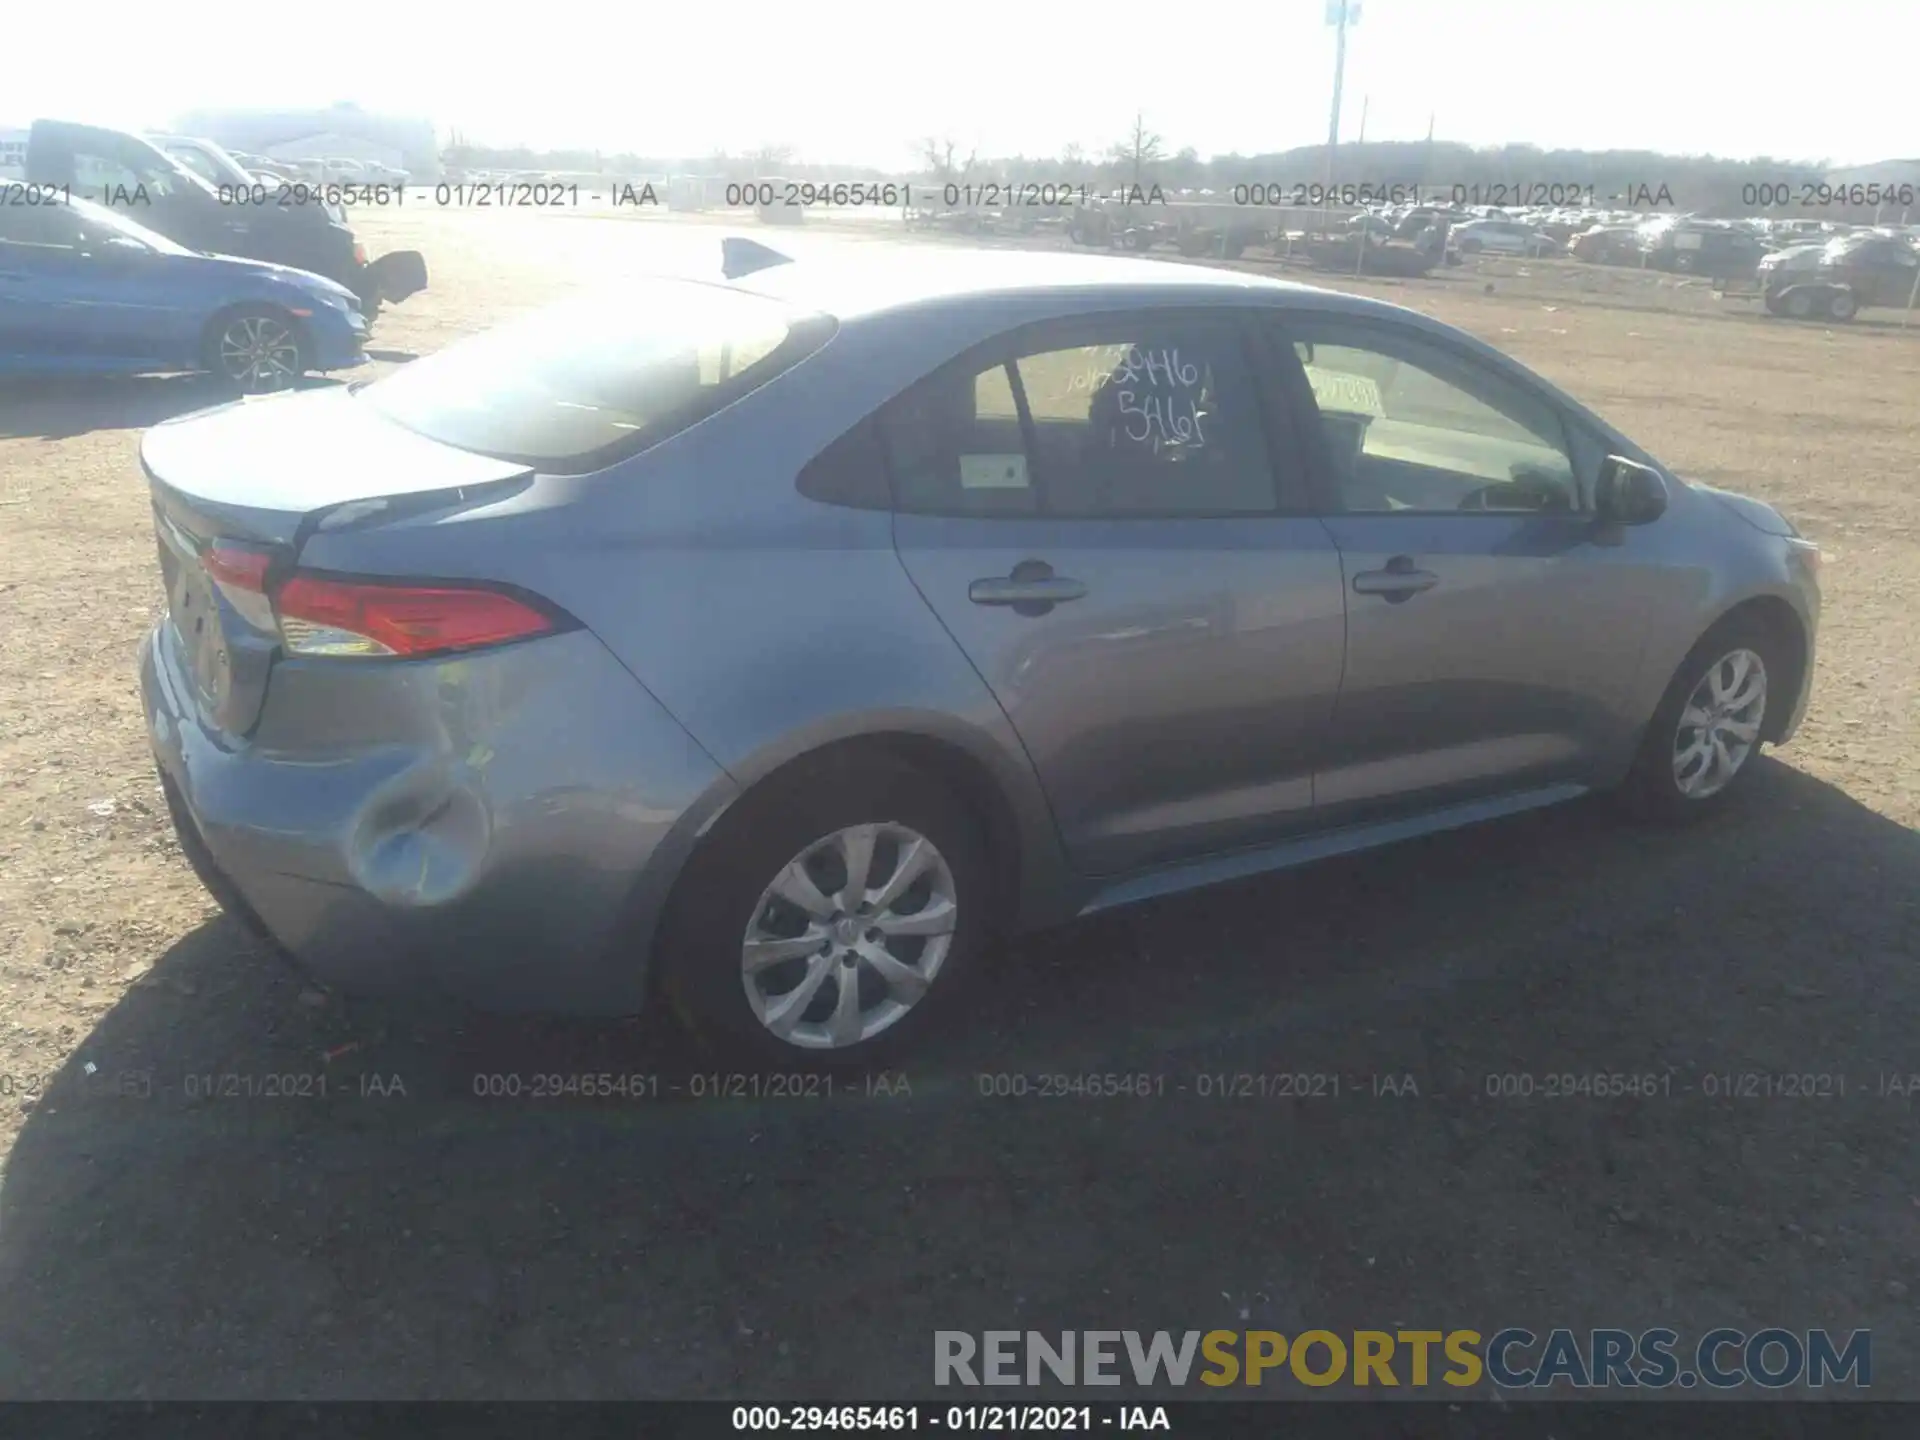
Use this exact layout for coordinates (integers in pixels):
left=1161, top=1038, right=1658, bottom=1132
left=203, top=306, right=309, bottom=394
left=1617, top=616, right=1781, bottom=824
left=657, top=753, right=995, bottom=1067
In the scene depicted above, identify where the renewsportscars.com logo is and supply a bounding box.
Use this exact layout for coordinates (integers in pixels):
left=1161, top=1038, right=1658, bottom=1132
left=934, top=1328, right=1871, bottom=1390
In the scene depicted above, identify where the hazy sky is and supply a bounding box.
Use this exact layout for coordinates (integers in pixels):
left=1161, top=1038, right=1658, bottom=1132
left=6, top=0, right=1911, bottom=167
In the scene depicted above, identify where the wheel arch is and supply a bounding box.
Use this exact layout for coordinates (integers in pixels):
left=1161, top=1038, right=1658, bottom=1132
left=1724, top=594, right=1809, bottom=742
left=198, top=299, right=312, bottom=378
left=633, top=718, right=1077, bottom=998
left=1687, top=593, right=1810, bottom=744
left=726, top=722, right=1069, bottom=917
left=763, top=731, right=1030, bottom=923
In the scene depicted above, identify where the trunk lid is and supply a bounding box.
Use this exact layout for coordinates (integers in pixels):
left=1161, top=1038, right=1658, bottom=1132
left=143, top=386, right=533, bottom=735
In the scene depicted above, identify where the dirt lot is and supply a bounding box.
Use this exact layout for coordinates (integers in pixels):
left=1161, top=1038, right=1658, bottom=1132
left=0, top=206, right=1916, bottom=1399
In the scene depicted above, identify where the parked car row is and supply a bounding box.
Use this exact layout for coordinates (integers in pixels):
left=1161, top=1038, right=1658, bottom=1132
left=443, top=167, right=582, bottom=189
left=274, top=156, right=412, bottom=186
left=0, top=118, right=431, bottom=390
left=1352, top=196, right=1920, bottom=312
left=1445, top=217, right=1563, bottom=257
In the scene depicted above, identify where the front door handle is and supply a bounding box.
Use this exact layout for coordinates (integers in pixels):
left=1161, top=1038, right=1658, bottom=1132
left=1352, top=555, right=1439, bottom=602
left=969, top=559, right=1087, bottom=615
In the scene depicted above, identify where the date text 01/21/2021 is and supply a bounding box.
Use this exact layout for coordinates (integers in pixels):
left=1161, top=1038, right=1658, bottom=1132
left=1223, top=182, right=1678, bottom=208
left=730, top=1405, right=1170, bottom=1432
left=1484, top=1071, right=1920, bottom=1099
left=431, top=182, right=658, bottom=208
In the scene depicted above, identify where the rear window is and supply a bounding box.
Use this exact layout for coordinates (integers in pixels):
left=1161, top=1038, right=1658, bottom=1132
left=359, top=281, right=833, bottom=474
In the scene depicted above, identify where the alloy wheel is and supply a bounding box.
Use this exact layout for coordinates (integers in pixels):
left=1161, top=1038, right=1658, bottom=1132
left=218, top=315, right=301, bottom=391
left=1671, top=648, right=1767, bottom=799
left=740, top=822, right=959, bottom=1049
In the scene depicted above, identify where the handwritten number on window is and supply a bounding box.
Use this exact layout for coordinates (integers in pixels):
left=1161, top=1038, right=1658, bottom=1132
left=1113, top=347, right=1207, bottom=447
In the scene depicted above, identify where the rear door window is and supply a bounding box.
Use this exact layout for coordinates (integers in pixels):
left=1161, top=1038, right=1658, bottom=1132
left=879, top=315, right=1279, bottom=518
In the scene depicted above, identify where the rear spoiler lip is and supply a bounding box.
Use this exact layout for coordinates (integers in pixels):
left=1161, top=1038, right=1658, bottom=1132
left=143, top=454, right=309, bottom=552
left=142, top=448, right=534, bottom=561
left=139, top=384, right=536, bottom=552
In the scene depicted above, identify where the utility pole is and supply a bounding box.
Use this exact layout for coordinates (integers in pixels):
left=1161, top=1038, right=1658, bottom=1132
left=1357, top=95, right=1369, bottom=145
left=1422, top=112, right=1434, bottom=202
left=1324, top=0, right=1360, bottom=190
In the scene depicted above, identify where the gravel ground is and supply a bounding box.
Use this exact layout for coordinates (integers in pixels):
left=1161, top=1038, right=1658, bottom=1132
left=0, top=206, right=1915, bottom=1399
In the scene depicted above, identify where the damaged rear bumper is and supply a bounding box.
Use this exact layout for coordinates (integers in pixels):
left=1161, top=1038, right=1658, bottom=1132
left=139, top=617, right=736, bottom=1015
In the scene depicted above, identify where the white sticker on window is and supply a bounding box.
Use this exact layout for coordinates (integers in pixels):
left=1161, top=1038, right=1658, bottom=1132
left=960, top=453, right=1030, bottom=489
left=1302, top=366, right=1385, bottom=417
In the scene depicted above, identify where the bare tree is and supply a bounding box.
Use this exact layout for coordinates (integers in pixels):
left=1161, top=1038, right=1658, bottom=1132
left=1108, top=112, right=1164, bottom=187
left=919, top=137, right=977, bottom=185
left=747, top=143, right=796, bottom=174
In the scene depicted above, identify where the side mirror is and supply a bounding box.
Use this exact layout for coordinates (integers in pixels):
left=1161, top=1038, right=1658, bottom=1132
left=1594, top=455, right=1668, bottom=526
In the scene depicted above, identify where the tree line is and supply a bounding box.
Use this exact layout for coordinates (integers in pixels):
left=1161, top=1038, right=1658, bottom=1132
left=441, top=125, right=1909, bottom=220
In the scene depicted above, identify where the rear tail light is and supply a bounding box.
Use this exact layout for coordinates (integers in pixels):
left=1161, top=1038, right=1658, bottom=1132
left=203, top=542, right=278, bottom=632
left=276, top=575, right=557, bottom=657
left=201, top=543, right=561, bottom=659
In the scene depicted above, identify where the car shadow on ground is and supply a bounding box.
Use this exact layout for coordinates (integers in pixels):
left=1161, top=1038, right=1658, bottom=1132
left=0, top=374, right=236, bottom=441
left=3, top=760, right=1917, bottom=1398
left=0, top=373, right=355, bottom=441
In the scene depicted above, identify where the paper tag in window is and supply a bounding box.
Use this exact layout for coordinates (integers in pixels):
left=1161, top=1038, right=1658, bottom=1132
left=960, top=453, right=1029, bottom=489
left=1302, top=367, right=1384, bottom=417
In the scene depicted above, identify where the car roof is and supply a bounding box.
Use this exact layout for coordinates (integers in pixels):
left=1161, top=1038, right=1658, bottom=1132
left=727, top=245, right=1370, bottom=323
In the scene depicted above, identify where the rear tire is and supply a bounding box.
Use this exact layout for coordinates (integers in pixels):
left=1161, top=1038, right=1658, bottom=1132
left=1616, top=614, right=1783, bottom=825
left=1782, top=288, right=1816, bottom=320
left=1826, top=289, right=1858, bottom=321
left=202, top=305, right=309, bottom=394
left=656, top=752, right=996, bottom=1068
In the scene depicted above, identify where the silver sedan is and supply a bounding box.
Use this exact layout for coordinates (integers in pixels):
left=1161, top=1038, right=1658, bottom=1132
left=139, top=246, right=1821, bottom=1064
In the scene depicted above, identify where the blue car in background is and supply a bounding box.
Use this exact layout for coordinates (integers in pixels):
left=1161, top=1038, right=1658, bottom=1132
left=0, top=193, right=367, bottom=392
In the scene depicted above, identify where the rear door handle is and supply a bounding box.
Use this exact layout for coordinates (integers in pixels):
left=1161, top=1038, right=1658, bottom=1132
left=969, top=560, right=1087, bottom=614
left=1352, top=557, right=1439, bottom=601
left=969, top=577, right=1088, bottom=605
